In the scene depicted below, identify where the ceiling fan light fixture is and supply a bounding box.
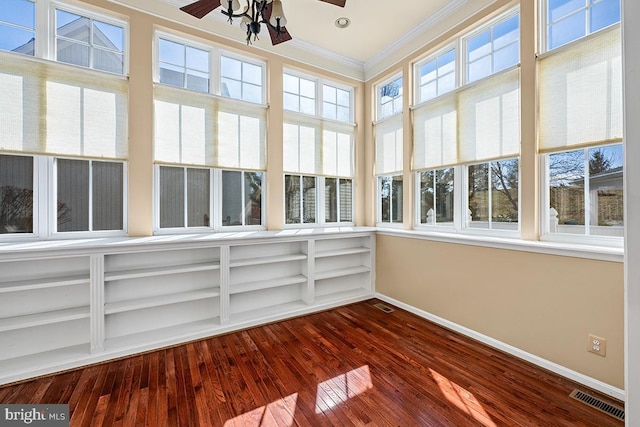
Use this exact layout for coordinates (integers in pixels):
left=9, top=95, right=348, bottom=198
left=335, top=17, right=350, bottom=28
left=269, top=0, right=287, bottom=27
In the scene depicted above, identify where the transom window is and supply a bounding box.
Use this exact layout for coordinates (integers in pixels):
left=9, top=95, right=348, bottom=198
left=158, top=38, right=210, bottom=92
left=55, top=8, right=125, bottom=74
left=546, top=0, right=621, bottom=51
left=283, top=73, right=316, bottom=115
left=465, top=12, right=519, bottom=83
left=377, top=75, right=403, bottom=120
left=416, top=48, right=456, bottom=103
left=220, top=55, right=263, bottom=103
left=322, top=84, right=351, bottom=122
left=0, top=0, right=35, bottom=55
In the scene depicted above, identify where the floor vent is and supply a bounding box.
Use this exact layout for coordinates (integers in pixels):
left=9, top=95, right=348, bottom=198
left=372, top=303, right=394, bottom=313
left=569, top=389, right=625, bottom=421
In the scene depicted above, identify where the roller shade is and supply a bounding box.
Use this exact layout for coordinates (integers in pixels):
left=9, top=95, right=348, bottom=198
left=539, top=26, right=622, bottom=152
left=283, top=112, right=354, bottom=177
left=374, top=113, right=403, bottom=175
left=0, top=51, right=128, bottom=159
left=154, top=84, right=266, bottom=170
left=413, top=67, right=520, bottom=169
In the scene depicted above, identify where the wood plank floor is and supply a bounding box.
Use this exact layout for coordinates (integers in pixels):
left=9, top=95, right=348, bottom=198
left=0, top=299, right=624, bottom=426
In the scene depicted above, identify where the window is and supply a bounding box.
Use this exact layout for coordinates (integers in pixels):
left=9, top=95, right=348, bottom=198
left=380, top=175, right=403, bottom=224
left=158, top=38, right=209, bottom=92
left=221, top=170, right=263, bottom=226
left=55, top=8, right=125, bottom=74
left=221, top=55, right=263, bottom=103
left=546, top=144, right=623, bottom=239
left=285, top=175, right=316, bottom=224
left=283, top=73, right=316, bottom=115
left=417, top=168, right=454, bottom=226
left=158, top=166, right=210, bottom=229
left=465, top=12, right=519, bottom=83
left=468, top=159, right=519, bottom=230
left=377, top=75, right=403, bottom=120
left=0, top=154, right=34, bottom=234
left=282, top=70, right=355, bottom=225
left=0, top=0, right=35, bottom=55
left=545, top=0, right=620, bottom=51
left=416, top=47, right=456, bottom=103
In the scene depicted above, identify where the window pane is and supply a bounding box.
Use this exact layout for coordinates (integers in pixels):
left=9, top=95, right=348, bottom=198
left=93, top=21, right=124, bottom=51
left=222, top=170, right=242, bottom=226
left=325, top=177, right=337, bottom=222
left=549, top=150, right=585, bottom=232
left=549, top=10, right=586, bottom=49
left=57, top=39, right=90, bottom=68
left=285, top=174, right=300, bottom=224
left=159, top=39, right=185, bottom=66
left=187, top=70, right=209, bottom=92
left=187, top=168, right=209, bottom=227
left=221, top=78, right=240, bottom=98
left=57, top=159, right=89, bottom=232
left=300, top=97, right=315, bottom=115
left=391, top=176, right=403, bottom=223
left=283, top=74, right=298, bottom=94
left=160, top=63, right=185, bottom=88
left=590, top=0, right=620, bottom=32
left=0, top=26, right=34, bottom=54
left=94, top=49, right=123, bottom=74
left=467, top=30, right=491, bottom=63
left=493, top=15, right=519, bottom=50
left=0, top=154, right=33, bottom=234
left=549, top=0, right=584, bottom=22
left=491, top=159, right=519, bottom=226
left=300, top=78, right=315, bottom=99
left=419, top=171, right=434, bottom=224
left=244, top=172, right=262, bottom=225
left=493, top=43, right=519, bottom=73
left=283, top=92, right=299, bottom=111
left=242, top=82, right=261, bottom=103
left=468, top=163, right=489, bottom=227
left=187, top=46, right=209, bottom=73
left=92, top=161, right=123, bottom=231
left=337, top=106, right=350, bottom=123
left=435, top=168, right=454, bottom=223
left=159, top=166, right=184, bottom=228
left=339, top=179, right=353, bottom=222
left=323, top=85, right=336, bottom=103
left=323, top=101, right=337, bottom=120
left=302, top=176, right=316, bottom=223
left=221, top=56, right=241, bottom=78
left=0, top=0, right=35, bottom=29
left=588, top=144, right=623, bottom=235
left=468, top=55, right=491, bottom=83
left=380, top=176, right=391, bottom=222
left=243, top=62, right=262, bottom=85
left=337, top=88, right=350, bottom=107
left=57, top=11, right=90, bottom=43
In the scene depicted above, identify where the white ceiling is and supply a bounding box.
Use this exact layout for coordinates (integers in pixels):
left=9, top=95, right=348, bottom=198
left=113, top=0, right=493, bottom=80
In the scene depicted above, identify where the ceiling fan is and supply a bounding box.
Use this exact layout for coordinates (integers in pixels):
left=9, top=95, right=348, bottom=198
left=180, top=0, right=346, bottom=46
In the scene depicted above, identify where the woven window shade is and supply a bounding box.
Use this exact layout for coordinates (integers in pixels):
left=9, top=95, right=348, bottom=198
left=539, top=26, right=622, bottom=152
left=374, top=113, right=403, bottom=175
left=154, top=85, right=266, bottom=169
left=412, top=67, right=520, bottom=169
left=0, top=51, right=128, bottom=159
left=283, top=112, right=354, bottom=177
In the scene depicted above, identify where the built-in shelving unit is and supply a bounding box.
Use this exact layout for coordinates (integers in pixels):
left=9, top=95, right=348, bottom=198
left=0, top=229, right=375, bottom=385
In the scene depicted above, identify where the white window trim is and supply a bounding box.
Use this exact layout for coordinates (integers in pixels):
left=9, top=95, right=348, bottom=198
left=218, top=169, right=267, bottom=231
left=50, top=0, right=129, bottom=75
left=538, top=151, right=624, bottom=248
left=50, top=157, right=128, bottom=239
left=375, top=72, right=403, bottom=122
left=220, top=49, right=267, bottom=105
left=283, top=174, right=319, bottom=229
left=461, top=6, right=520, bottom=85
left=413, top=169, right=458, bottom=232
left=320, top=176, right=355, bottom=226
left=413, top=43, right=458, bottom=106
left=376, top=174, right=404, bottom=228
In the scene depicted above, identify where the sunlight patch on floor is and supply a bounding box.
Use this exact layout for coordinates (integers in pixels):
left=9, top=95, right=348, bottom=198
left=429, top=368, right=497, bottom=427
left=224, top=393, right=298, bottom=426
left=315, top=365, right=373, bottom=413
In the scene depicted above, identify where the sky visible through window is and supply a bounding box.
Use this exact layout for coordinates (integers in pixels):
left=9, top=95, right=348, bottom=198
left=548, top=0, right=620, bottom=50
left=0, top=0, right=35, bottom=53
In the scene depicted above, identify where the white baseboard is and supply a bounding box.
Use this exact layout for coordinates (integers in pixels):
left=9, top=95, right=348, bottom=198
left=375, top=293, right=625, bottom=402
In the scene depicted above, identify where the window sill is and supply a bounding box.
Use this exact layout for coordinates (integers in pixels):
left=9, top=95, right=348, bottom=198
left=0, top=227, right=377, bottom=259
left=376, top=228, right=624, bottom=262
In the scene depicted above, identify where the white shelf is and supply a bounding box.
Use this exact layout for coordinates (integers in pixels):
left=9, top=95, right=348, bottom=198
left=104, top=318, right=219, bottom=352
left=0, top=275, right=90, bottom=293
left=230, top=253, right=307, bottom=267
left=315, top=247, right=370, bottom=258
left=0, top=306, right=90, bottom=332
left=315, top=266, right=370, bottom=281
left=229, top=275, right=307, bottom=295
left=104, top=289, right=220, bottom=314
left=104, top=262, right=220, bottom=281
left=229, top=300, right=308, bottom=324
left=314, top=288, right=372, bottom=306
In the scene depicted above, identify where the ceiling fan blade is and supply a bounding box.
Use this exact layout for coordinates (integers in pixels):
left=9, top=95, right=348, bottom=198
left=319, top=0, right=346, bottom=7
left=262, top=2, right=292, bottom=45
left=180, top=0, right=222, bottom=19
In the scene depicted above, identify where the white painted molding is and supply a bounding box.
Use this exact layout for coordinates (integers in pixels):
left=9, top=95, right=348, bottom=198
left=375, top=293, right=626, bottom=402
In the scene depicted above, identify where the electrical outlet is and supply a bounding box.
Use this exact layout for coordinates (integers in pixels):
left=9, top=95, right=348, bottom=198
left=587, top=334, right=607, bottom=357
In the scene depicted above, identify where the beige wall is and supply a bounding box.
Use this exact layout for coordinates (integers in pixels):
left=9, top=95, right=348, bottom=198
left=376, top=234, right=624, bottom=389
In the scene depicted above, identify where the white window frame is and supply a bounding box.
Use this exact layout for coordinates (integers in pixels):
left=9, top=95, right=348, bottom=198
left=376, top=174, right=404, bottom=228
left=51, top=1, right=129, bottom=75
left=219, top=50, right=266, bottom=104
left=414, top=168, right=458, bottom=231
left=0, top=153, right=41, bottom=241
left=217, top=169, right=266, bottom=230
left=413, top=44, right=458, bottom=105
left=539, top=146, right=624, bottom=248
left=375, top=73, right=403, bottom=121
left=154, top=31, right=214, bottom=93
left=540, top=0, right=621, bottom=54
left=51, top=156, right=128, bottom=238
left=321, top=176, right=355, bottom=225
left=462, top=7, right=520, bottom=84
left=283, top=174, right=319, bottom=228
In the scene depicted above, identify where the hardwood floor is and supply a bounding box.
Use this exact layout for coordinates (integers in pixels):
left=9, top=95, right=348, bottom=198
left=0, top=299, right=624, bottom=426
